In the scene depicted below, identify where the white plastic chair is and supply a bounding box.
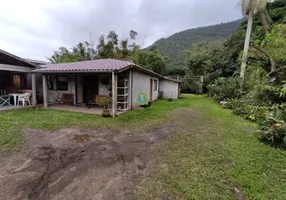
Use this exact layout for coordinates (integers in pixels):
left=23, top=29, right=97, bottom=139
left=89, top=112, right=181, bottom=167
left=18, top=93, right=31, bottom=106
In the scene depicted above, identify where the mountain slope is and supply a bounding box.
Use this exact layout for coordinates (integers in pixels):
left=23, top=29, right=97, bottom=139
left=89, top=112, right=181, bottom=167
left=150, top=19, right=242, bottom=72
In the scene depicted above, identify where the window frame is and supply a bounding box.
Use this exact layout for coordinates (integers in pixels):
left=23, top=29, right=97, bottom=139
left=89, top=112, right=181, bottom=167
left=48, top=75, right=69, bottom=91
left=153, top=79, right=158, bottom=91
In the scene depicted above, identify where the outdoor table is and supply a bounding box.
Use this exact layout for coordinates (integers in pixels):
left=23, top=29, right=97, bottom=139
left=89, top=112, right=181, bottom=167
left=9, top=93, right=23, bottom=106
left=0, top=95, right=12, bottom=107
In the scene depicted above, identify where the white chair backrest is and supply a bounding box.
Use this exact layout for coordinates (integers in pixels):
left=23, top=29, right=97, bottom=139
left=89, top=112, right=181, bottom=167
left=19, top=93, right=31, bottom=99
left=25, top=93, right=31, bottom=97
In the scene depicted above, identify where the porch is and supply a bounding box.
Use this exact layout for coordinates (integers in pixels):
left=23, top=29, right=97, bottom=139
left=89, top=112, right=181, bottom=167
left=0, top=69, right=37, bottom=109
left=35, top=70, right=132, bottom=117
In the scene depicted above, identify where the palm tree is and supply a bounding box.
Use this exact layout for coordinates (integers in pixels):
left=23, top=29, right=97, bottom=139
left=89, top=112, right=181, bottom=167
left=239, top=0, right=268, bottom=82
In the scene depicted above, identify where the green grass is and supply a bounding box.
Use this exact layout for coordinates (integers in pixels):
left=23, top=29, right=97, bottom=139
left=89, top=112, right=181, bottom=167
left=0, top=97, right=190, bottom=152
left=1, top=95, right=286, bottom=199
left=136, top=95, right=286, bottom=199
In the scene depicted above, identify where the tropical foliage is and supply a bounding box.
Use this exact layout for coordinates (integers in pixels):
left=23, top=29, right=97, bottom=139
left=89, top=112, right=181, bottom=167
left=48, top=30, right=167, bottom=74
left=183, top=0, right=286, bottom=148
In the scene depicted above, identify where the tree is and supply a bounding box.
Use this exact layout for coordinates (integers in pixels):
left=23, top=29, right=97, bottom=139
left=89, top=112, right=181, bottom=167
left=239, top=0, right=268, bottom=82
left=133, top=45, right=167, bottom=74
left=48, top=42, right=96, bottom=64
left=48, top=30, right=167, bottom=75
left=129, top=30, right=138, bottom=44
left=265, top=24, right=286, bottom=64
left=120, top=40, right=130, bottom=58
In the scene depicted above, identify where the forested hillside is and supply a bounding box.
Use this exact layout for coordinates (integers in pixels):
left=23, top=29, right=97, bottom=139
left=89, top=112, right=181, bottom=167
left=150, top=19, right=242, bottom=73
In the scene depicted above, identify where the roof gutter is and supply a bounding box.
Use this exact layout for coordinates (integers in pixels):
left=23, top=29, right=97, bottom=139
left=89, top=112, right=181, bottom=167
left=32, top=70, right=114, bottom=74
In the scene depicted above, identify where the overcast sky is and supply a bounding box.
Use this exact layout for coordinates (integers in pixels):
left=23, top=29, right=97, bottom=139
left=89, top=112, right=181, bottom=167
left=0, top=0, right=241, bottom=61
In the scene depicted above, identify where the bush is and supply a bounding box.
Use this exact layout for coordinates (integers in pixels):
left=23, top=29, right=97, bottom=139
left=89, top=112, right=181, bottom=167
left=256, top=106, right=286, bottom=148
left=233, top=105, right=268, bottom=123
left=252, top=84, right=286, bottom=106
left=225, top=98, right=243, bottom=109
left=208, top=77, right=241, bottom=101
left=257, top=125, right=286, bottom=149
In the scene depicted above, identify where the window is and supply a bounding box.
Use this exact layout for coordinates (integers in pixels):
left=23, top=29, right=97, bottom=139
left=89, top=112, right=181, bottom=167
left=12, top=75, right=21, bottom=88
left=56, top=76, right=68, bottom=90
left=47, top=75, right=68, bottom=91
left=153, top=79, right=158, bottom=91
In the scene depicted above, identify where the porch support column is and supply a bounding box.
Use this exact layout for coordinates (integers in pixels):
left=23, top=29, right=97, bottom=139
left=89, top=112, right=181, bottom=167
left=112, top=72, right=117, bottom=117
left=32, top=73, right=37, bottom=105
left=128, top=69, right=132, bottom=110
left=42, top=74, right=48, bottom=108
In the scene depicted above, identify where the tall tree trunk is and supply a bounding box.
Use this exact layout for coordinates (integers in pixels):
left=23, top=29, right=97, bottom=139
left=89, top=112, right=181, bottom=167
left=240, top=10, right=254, bottom=81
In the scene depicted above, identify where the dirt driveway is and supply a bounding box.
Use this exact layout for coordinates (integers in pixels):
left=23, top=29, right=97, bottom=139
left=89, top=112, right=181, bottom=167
left=0, top=122, right=175, bottom=200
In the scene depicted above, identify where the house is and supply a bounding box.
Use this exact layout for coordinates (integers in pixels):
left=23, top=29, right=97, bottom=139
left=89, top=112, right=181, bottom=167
left=33, top=58, right=181, bottom=116
left=0, top=49, right=39, bottom=106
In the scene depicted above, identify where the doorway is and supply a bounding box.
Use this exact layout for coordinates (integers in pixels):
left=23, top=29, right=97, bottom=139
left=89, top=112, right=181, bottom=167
left=149, top=79, right=153, bottom=102
left=83, top=75, right=98, bottom=103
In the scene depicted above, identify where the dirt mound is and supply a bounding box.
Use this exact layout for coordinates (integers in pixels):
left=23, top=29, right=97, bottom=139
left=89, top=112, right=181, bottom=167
left=0, top=125, right=175, bottom=200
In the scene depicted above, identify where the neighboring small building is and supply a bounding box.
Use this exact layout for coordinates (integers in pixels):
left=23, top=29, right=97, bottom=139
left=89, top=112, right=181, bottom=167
left=0, top=49, right=38, bottom=97
left=33, top=58, right=181, bottom=116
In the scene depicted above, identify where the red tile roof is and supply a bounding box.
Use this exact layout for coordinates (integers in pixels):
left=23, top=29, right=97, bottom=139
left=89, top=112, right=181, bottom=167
left=33, top=58, right=134, bottom=72
left=32, top=58, right=181, bottom=83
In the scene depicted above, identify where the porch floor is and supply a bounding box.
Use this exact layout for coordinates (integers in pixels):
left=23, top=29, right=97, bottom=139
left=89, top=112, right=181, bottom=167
left=49, top=105, right=124, bottom=115
left=49, top=105, right=104, bottom=115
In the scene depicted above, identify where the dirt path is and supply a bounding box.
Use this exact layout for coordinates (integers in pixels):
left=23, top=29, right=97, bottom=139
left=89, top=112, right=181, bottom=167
left=0, top=115, right=178, bottom=200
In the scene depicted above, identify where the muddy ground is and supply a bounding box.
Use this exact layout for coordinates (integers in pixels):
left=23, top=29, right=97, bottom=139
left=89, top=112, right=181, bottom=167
left=0, top=122, right=176, bottom=200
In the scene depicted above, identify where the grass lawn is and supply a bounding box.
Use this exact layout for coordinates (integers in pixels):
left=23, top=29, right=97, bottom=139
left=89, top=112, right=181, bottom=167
left=0, top=97, right=188, bottom=152
left=1, top=95, right=286, bottom=199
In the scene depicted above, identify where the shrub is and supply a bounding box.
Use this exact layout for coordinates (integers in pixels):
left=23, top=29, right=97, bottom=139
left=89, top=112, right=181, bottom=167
left=252, top=84, right=286, bottom=106
left=232, top=105, right=268, bottom=123
left=257, top=106, right=286, bottom=149
left=257, top=125, right=286, bottom=149
left=208, top=77, right=241, bottom=101
left=225, top=98, right=243, bottom=109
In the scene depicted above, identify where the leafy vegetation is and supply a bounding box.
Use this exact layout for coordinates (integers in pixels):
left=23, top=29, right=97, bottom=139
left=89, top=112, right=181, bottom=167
left=48, top=30, right=167, bottom=74
left=182, top=0, right=286, bottom=148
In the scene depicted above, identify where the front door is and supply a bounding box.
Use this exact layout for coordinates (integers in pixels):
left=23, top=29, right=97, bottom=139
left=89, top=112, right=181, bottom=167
left=83, top=75, right=98, bottom=103
left=150, top=79, right=153, bottom=102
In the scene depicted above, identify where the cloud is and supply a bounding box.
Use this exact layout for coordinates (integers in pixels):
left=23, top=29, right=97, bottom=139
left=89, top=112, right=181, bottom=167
left=0, top=0, right=241, bottom=61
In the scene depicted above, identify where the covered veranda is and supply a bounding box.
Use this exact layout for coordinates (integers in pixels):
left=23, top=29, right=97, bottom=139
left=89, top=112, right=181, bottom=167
left=0, top=49, right=38, bottom=109
left=32, top=59, right=133, bottom=117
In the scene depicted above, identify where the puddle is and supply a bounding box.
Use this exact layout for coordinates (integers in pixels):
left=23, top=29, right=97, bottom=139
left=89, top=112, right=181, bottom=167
left=73, top=134, right=90, bottom=143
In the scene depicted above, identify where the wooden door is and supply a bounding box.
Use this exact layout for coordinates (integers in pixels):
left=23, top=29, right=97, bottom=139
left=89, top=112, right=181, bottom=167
left=150, top=79, right=153, bottom=102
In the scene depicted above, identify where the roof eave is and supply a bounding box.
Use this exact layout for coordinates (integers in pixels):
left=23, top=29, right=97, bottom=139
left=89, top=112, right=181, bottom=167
left=32, top=70, right=114, bottom=74
left=0, top=49, right=39, bottom=68
left=131, top=65, right=164, bottom=79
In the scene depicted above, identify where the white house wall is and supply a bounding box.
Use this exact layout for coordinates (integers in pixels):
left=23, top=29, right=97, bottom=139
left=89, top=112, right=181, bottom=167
left=159, top=80, right=179, bottom=99
left=131, top=69, right=159, bottom=108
